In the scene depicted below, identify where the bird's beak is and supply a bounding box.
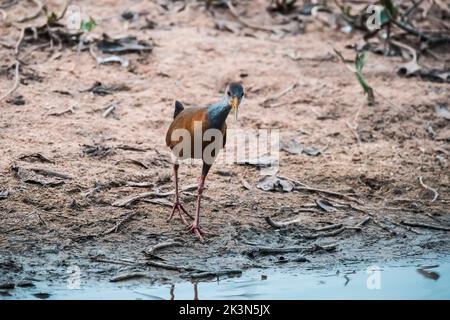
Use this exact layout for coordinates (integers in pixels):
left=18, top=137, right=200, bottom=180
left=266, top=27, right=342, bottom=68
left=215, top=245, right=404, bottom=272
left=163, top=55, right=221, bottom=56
left=231, top=96, right=239, bottom=121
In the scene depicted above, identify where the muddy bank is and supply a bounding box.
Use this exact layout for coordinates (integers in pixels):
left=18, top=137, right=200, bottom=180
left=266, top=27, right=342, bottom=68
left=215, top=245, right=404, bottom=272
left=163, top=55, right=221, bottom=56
left=1, top=0, right=450, bottom=295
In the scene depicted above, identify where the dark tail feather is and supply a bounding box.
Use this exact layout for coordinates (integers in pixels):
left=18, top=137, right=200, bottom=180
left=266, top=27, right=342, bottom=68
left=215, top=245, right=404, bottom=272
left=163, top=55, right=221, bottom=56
left=174, top=100, right=184, bottom=118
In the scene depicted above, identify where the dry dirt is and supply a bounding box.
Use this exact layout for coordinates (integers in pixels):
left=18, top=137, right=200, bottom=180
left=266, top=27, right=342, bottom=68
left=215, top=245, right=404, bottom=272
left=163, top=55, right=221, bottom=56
left=0, top=0, right=449, bottom=291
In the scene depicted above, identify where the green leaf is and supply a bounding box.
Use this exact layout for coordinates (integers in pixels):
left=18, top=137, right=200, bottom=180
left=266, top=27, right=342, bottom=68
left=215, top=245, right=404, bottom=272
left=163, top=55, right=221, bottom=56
left=379, top=8, right=391, bottom=25
left=81, top=17, right=96, bottom=32
left=354, top=51, right=375, bottom=105
left=355, top=51, right=367, bottom=73
left=379, top=0, right=397, bottom=18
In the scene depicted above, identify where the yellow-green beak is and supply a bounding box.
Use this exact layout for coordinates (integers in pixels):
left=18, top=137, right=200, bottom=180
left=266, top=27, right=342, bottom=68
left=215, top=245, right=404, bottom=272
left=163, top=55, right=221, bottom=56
left=231, top=96, right=239, bottom=121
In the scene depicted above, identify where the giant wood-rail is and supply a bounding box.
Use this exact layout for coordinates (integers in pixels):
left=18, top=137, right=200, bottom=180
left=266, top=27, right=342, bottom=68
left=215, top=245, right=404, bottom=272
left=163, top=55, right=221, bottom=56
left=165, top=83, right=245, bottom=241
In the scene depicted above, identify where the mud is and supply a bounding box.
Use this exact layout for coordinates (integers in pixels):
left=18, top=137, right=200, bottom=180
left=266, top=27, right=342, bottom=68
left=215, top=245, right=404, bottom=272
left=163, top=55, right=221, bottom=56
left=0, top=0, right=449, bottom=295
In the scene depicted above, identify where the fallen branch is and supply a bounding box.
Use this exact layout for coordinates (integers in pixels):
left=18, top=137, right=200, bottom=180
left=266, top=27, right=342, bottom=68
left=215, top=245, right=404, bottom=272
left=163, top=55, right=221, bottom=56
left=143, top=241, right=182, bottom=257
left=261, top=81, right=300, bottom=107
left=146, top=260, right=201, bottom=272
left=16, top=0, right=43, bottom=23
left=245, top=243, right=338, bottom=256
left=103, top=102, right=118, bottom=118
left=314, top=223, right=343, bottom=232
left=112, top=183, right=198, bottom=207
left=277, top=175, right=361, bottom=203
left=28, top=167, right=72, bottom=179
left=265, top=216, right=303, bottom=229
left=103, top=211, right=139, bottom=235
left=110, top=272, right=149, bottom=283
left=226, top=0, right=278, bottom=33
left=355, top=216, right=371, bottom=228
left=48, top=105, right=76, bottom=116
left=188, top=269, right=242, bottom=279
left=418, top=176, right=439, bottom=203
left=400, top=221, right=450, bottom=232
left=0, top=61, right=20, bottom=103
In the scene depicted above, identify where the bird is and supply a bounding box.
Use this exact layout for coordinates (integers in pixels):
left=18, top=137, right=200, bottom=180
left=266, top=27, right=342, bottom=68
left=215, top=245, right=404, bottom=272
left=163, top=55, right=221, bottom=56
left=165, top=82, right=245, bottom=241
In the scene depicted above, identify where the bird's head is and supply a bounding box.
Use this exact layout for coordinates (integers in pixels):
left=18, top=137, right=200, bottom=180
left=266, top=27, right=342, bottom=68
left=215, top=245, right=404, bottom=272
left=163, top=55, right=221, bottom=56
left=224, top=82, right=244, bottom=121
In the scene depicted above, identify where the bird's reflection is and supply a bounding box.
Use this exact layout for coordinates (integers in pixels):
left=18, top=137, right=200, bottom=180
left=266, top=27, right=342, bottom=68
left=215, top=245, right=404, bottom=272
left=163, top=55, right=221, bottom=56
left=169, top=281, right=199, bottom=300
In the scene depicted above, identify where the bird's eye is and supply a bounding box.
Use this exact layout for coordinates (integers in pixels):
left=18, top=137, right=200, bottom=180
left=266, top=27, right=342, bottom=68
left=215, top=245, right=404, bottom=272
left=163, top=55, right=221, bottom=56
left=227, top=91, right=231, bottom=96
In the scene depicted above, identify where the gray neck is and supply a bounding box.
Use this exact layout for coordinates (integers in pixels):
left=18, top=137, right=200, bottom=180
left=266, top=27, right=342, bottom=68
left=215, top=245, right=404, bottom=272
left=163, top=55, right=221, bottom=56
left=207, top=97, right=231, bottom=128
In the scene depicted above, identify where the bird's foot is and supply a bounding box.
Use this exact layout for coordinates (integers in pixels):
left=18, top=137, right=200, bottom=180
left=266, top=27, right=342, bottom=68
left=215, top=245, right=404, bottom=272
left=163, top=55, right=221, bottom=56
left=168, top=202, right=193, bottom=225
left=188, top=222, right=207, bottom=242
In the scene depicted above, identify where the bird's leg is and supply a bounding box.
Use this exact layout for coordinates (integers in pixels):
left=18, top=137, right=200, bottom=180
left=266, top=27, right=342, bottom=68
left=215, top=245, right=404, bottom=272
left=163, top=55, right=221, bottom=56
left=168, top=163, right=193, bottom=225
left=189, top=174, right=207, bottom=241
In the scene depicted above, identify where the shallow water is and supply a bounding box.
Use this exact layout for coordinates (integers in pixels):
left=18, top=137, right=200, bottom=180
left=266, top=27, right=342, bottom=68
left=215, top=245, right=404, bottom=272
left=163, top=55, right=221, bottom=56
left=3, top=257, right=450, bottom=300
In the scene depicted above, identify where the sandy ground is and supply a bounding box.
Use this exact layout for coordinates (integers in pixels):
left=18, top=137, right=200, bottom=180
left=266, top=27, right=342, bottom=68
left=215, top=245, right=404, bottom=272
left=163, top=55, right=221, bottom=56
left=0, top=0, right=449, bottom=292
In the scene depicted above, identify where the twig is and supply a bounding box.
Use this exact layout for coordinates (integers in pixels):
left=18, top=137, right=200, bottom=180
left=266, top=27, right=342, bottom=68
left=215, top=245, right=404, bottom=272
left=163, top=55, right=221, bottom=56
left=355, top=216, right=371, bottom=228
left=277, top=175, right=361, bottom=203
left=103, top=102, right=118, bottom=118
left=314, top=223, right=343, bottom=232
left=112, top=183, right=198, bottom=207
left=48, top=105, right=76, bottom=116
left=125, top=181, right=154, bottom=188
left=345, top=120, right=362, bottom=147
left=91, top=256, right=141, bottom=266
left=400, top=221, right=450, bottom=232
left=103, top=211, right=139, bottom=235
left=110, top=272, right=149, bottom=283
left=295, top=185, right=360, bottom=203
left=143, top=241, right=182, bottom=257
left=1, top=28, right=28, bottom=103
left=304, top=226, right=348, bottom=239
left=261, top=81, right=300, bottom=107
left=188, top=269, right=242, bottom=279
left=226, top=0, right=278, bottom=33
left=418, top=176, right=439, bottom=202
left=392, top=19, right=450, bottom=44
left=27, top=167, right=72, bottom=179
left=146, top=260, right=201, bottom=272
left=246, top=243, right=337, bottom=256
left=265, top=216, right=303, bottom=229
left=0, top=61, right=20, bottom=103
left=16, top=0, right=43, bottom=23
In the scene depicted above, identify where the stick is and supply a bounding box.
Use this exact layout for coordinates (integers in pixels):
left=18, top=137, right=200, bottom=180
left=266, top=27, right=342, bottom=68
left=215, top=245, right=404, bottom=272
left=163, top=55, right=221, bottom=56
left=188, top=269, right=242, bottom=279
left=314, top=223, right=343, bottom=232
left=262, top=81, right=300, bottom=107
left=418, top=176, right=439, bottom=203
left=226, top=0, right=278, bottom=33
left=103, top=102, right=118, bottom=118
left=0, top=61, right=20, bottom=103
left=112, top=183, right=198, bottom=207
left=355, top=216, right=371, bottom=228
left=48, top=105, right=76, bottom=116
left=400, top=221, right=450, bottom=232
left=125, top=181, right=154, bottom=188
left=277, top=175, right=361, bottom=203
left=265, top=216, right=304, bottom=229
left=146, top=260, right=201, bottom=272
left=0, top=27, right=24, bottom=103
left=16, top=0, right=43, bottom=23
left=91, top=256, right=140, bottom=266
left=28, top=167, right=72, bottom=179
left=110, top=272, right=149, bottom=283
left=247, top=243, right=337, bottom=256
left=143, top=241, right=182, bottom=257
left=103, top=211, right=138, bottom=235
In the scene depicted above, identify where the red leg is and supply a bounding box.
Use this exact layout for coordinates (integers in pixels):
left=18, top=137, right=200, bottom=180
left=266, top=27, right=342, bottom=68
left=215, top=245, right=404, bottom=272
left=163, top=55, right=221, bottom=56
left=168, top=163, right=193, bottom=225
left=189, top=175, right=207, bottom=241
